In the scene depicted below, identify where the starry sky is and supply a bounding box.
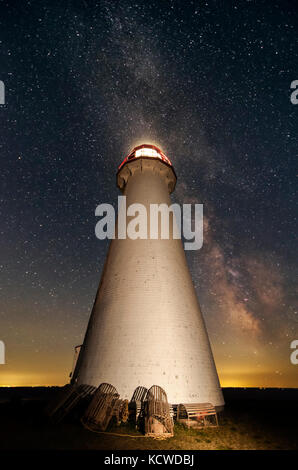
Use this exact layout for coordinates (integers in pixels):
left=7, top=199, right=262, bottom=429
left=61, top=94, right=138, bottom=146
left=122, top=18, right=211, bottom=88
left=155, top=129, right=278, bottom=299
left=0, top=0, right=297, bottom=387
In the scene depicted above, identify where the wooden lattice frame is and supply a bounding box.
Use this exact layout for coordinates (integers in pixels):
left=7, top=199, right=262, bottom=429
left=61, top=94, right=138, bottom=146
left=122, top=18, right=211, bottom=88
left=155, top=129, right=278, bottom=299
left=81, top=383, right=120, bottom=431
left=177, top=402, right=218, bottom=428
left=45, top=384, right=96, bottom=422
left=144, top=385, right=174, bottom=437
left=130, top=386, right=148, bottom=425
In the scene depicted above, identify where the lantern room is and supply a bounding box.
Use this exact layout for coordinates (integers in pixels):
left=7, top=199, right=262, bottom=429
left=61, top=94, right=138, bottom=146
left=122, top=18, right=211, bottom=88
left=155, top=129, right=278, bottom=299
left=118, top=144, right=173, bottom=172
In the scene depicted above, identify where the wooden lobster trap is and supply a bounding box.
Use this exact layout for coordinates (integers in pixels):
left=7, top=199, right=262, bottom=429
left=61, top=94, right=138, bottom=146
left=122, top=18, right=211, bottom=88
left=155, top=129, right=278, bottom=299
left=81, top=383, right=127, bottom=431
left=45, top=384, right=96, bottom=423
left=144, top=385, right=174, bottom=438
left=177, top=402, right=218, bottom=428
left=130, top=386, right=148, bottom=426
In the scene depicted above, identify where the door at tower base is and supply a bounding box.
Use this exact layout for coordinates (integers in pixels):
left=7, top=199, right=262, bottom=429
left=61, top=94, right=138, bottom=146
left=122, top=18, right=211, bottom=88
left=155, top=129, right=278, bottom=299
left=72, top=145, right=224, bottom=410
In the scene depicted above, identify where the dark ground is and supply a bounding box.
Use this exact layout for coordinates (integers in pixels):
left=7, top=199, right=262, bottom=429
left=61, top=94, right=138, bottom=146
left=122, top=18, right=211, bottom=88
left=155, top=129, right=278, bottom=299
left=0, top=387, right=297, bottom=450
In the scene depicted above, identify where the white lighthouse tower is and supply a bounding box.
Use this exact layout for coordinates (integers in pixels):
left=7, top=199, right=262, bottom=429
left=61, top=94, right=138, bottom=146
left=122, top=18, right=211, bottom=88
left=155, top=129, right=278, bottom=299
left=72, top=144, right=224, bottom=409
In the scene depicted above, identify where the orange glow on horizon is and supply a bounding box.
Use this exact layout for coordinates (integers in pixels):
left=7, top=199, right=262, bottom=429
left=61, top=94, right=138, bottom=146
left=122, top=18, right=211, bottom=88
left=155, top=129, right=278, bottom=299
left=0, top=370, right=297, bottom=389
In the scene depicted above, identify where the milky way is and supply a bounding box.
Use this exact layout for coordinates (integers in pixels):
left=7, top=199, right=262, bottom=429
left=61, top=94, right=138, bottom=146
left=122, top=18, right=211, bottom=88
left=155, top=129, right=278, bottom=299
left=0, top=0, right=297, bottom=386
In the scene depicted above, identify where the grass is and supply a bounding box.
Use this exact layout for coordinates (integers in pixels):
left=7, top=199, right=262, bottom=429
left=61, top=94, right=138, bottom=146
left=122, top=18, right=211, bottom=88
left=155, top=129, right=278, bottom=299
left=0, top=389, right=297, bottom=450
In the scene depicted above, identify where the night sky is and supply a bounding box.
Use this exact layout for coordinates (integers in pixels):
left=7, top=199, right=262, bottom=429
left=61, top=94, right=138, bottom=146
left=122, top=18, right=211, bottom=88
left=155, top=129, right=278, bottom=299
left=1, top=0, right=297, bottom=387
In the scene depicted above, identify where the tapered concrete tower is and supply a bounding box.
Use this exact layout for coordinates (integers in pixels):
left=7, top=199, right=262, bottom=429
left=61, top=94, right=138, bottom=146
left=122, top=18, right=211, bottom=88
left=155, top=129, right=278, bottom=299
left=72, top=144, right=224, bottom=409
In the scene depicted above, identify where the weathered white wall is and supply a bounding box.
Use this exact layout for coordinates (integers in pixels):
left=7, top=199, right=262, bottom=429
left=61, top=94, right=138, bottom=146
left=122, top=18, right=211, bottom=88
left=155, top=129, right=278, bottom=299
left=73, top=158, right=224, bottom=408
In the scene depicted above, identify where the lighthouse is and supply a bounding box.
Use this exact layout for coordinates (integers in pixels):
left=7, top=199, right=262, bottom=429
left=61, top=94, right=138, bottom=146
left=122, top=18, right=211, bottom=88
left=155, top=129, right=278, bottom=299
left=72, top=144, right=224, bottom=410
